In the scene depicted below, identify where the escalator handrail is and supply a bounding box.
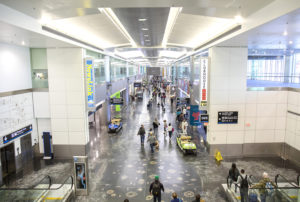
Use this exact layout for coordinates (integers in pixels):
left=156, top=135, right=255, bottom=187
left=275, top=174, right=300, bottom=188
left=0, top=175, right=52, bottom=190
left=226, top=174, right=300, bottom=190
left=297, top=174, right=300, bottom=186
left=47, top=175, right=74, bottom=190
left=0, top=175, right=73, bottom=191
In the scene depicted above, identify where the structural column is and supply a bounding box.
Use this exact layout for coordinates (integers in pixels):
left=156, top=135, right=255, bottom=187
left=104, top=55, right=111, bottom=123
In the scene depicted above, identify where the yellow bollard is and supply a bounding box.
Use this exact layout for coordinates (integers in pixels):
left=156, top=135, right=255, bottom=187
left=214, top=149, right=223, bottom=162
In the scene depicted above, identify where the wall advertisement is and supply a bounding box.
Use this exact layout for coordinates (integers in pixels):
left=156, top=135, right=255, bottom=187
left=85, top=58, right=95, bottom=110
left=200, top=58, right=208, bottom=106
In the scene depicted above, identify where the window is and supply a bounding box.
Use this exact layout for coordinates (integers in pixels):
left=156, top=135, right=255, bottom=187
left=291, top=53, right=300, bottom=83
left=247, top=56, right=285, bottom=82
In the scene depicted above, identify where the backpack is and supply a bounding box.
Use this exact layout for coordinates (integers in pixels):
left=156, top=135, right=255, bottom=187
left=152, top=182, right=161, bottom=196
left=249, top=190, right=258, bottom=202
left=240, top=175, right=248, bottom=189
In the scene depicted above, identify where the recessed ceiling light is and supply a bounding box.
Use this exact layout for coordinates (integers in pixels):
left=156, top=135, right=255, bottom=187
left=144, top=35, right=149, bottom=37
left=138, top=18, right=147, bottom=22
left=283, top=31, right=288, bottom=36
left=289, top=41, right=293, bottom=44
left=142, top=28, right=148, bottom=31
left=234, top=15, right=244, bottom=24
left=145, top=40, right=150, bottom=42
left=21, top=41, right=25, bottom=45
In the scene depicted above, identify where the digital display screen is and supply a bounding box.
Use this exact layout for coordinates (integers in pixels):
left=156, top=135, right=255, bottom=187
left=76, top=163, right=86, bottom=189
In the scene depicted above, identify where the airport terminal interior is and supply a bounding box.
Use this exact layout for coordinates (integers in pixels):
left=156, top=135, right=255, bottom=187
left=1, top=0, right=300, bottom=201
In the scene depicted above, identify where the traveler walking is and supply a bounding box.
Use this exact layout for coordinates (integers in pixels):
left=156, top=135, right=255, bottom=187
left=228, top=163, right=240, bottom=192
left=147, top=131, right=156, bottom=153
left=181, top=119, right=188, bottom=134
left=137, top=125, right=146, bottom=145
left=192, top=194, right=205, bottom=202
left=251, top=172, right=276, bottom=202
left=235, top=169, right=252, bottom=202
left=163, top=120, right=167, bottom=136
left=170, top=192, right=182, bottom=202
left=167, top=123, right=173, bottom=139
left=153, top=118, right=160, bottom=136
left=149, top=176, right=164, bottom=202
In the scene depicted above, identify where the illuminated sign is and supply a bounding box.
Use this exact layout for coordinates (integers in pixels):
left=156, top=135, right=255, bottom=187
left=200, top=58, right=208, bottom=102
left=85, top=58, right=95, bottom=109
left=3, top=125, right=32, bottom=144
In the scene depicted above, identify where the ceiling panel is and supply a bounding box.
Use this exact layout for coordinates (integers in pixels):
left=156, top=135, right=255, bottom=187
left=168, top=13, right=235, bottom=48
left=113, top=8, right=170, bottom=47
left=0, top=21, right=75, bottom=48
left=45, top=13, right=130, bottom=48
left=219, top=8, right=300, bottom=50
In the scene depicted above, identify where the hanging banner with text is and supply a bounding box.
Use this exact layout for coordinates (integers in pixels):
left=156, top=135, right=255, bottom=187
left=85, top=58, right=95, bottom=110
left=190, top=105, right=201, bottom=126
left=200, top=58, right=208, bottom=106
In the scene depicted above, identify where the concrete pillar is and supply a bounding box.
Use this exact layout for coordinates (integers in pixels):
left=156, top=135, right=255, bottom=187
left=189, top=56, right=196, bottom=105
left=105, top=56, right=111, bottom=122
left=126, top=62, right=130, bottom=105
left=47, top=47, right=89, bottom=158
left=284, top=55, right=292, bottom=83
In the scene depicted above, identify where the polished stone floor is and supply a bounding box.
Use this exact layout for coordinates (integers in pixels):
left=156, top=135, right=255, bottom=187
left=2, top=91, right=300, bottom=202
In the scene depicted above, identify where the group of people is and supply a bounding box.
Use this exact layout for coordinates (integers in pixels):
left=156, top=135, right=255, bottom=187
left=228, top=163, right=277, bottom=202
left=124, top=175, right=204, bottom=202
left=137, top=118, right=174, bottom=153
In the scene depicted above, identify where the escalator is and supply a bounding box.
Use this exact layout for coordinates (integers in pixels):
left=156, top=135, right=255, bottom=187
left=0, top=175, right=74, bottom=202
left=223, top=174, right=300, bottom=202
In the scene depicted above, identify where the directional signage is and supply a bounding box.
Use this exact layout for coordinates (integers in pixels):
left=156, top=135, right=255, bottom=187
left=200, top=115, right=209, bottom=122
left=110, top=98, right=124, bottom=105
left=3, top=125, right=32, bottom=144
left=218, top=111, right=238, bottom=124
left=176, top=97, right=190, bottom=105
left=134, top=82, right=142, bottom=88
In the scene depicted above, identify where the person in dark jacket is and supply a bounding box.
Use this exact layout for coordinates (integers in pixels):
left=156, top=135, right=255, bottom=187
left=149, top=176, right=164, bottom=202
left=228, top=163, right=240, bottom=192
left=171, top=192, right=182, bottom=202
left=192, top=194, right=204, bottom=202
left=137, top=125, right=146, bottom=145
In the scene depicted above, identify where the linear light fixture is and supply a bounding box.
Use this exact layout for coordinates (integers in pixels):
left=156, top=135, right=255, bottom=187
left=138, top=18, right=147, bottom=22
left=99, top=8, right=137, bottom=47
left=162, top=7, right=182, bottom=47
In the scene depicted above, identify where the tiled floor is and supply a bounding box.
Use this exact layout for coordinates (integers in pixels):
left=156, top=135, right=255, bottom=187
left=2, top=91, right=300, bottom=202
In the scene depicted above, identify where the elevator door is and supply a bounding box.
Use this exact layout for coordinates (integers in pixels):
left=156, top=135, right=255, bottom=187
left=1, top=143, right=16, bottom=178
left=21, top=134, right=33, bottom=164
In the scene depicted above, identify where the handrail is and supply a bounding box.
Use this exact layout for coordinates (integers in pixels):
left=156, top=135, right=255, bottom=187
left=275, top=174, right=300, bottom=188
left=0, top=175, right=52, bottom=191
left=47, top=175, right=73, bottom=190
left=0, top=175, right=73, bottom=191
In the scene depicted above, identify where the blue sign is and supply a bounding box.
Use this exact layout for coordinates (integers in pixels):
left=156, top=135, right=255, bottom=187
left=3, top=125, right=32, bottom=144
left=85, top=58, right=95, bottom=109
left=190, top=105, right=200, bottom=126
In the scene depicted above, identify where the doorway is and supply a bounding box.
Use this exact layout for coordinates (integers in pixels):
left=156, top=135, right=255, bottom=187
left=1, top=143, right=16, bottom=179
left=21, top=134, right=33, bottom=164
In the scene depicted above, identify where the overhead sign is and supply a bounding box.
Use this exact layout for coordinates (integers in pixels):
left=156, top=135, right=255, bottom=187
left=200, top=115, right=209, bottom=123
left=200, top=58, right=208, bottom=102
left=176, top=97, right=190, bottom=105
left=218, top=111, right=238, bottom=124
left=190, top=105, right=201, bottom=126
left=110, top=98, right=124, bottom=105
left=3, top=125, right=32, bottom=144
left=134, top=82, right=142, bottom=88
left=147, top=67, right=161, bottom=76
left=85, top=58, right=95, bottom=109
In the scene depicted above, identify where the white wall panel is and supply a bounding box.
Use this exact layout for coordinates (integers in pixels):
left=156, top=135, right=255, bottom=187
left=0, top=43, right=32, bottom=93
left=33, top=92, right=50, bottom=118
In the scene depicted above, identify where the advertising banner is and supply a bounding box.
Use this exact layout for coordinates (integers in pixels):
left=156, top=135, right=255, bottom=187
left=85, top=58, right=95, bottom=110
left=200, top=58, right=208, bottom=106
left=190, top=105, right=200, bottom=126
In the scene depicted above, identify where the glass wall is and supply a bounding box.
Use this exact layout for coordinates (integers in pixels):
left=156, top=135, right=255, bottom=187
left=291, top=53, right=300, bottom=83
left=30, top=48, right=48, bottom=88
left=85, top=50, right=105, bottom=84
left=193, top=55, right=201, bottom=81
left=247, top=56, right=285, bottom=82
left=128, top=63, right=138, bottom=76
left=177, top=58, right=190, bottom=79
left=110, top=57, right=127, bottom=81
